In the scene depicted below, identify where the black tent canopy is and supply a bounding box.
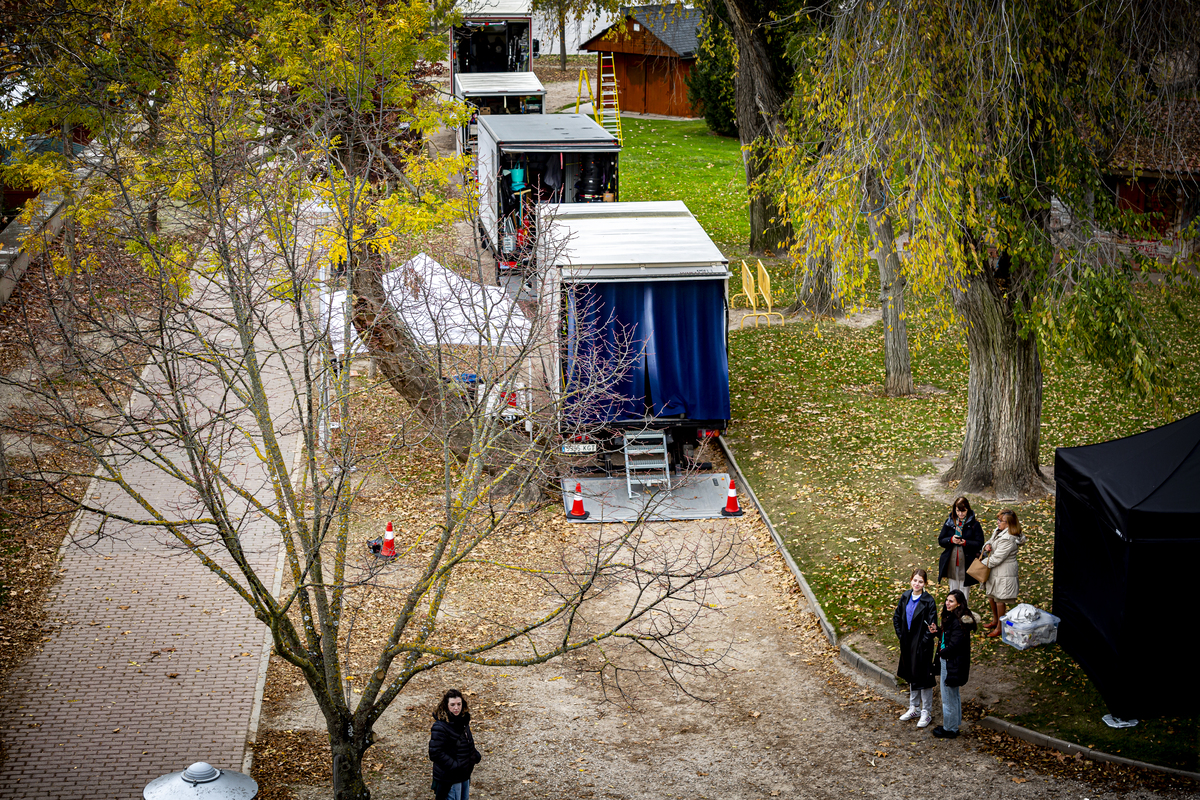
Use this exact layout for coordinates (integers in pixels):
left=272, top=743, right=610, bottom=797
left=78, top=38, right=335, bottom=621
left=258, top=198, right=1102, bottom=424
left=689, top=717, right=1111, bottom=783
left=1054, top=411, right=1200, bottom=719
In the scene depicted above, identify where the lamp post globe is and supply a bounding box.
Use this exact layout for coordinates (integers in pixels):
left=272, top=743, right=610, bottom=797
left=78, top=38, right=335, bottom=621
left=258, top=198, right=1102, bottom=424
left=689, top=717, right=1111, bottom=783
left=143, top=762, right=258, bottom=799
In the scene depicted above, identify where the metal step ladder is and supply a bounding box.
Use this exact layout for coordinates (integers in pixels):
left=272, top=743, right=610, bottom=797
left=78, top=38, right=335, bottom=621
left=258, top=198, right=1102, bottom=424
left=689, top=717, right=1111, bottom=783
left=596, top=53, right=623, bottom=145
left=622, top=431, right=671, bottom=498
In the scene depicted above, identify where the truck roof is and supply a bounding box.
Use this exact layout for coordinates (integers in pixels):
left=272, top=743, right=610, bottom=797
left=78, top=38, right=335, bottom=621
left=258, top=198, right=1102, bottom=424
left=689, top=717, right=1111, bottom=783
left=454, top=72, right=546, bottom=97
left=477, top=114, right=619, bottom=151
left=458, top=0, right=531, bottom=18
left=539, top=201, right=730, bottom=281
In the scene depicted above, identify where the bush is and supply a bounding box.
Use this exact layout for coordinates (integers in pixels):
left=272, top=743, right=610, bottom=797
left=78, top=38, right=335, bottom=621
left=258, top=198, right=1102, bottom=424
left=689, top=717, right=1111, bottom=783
left=687, top=17, right=738, bottom=138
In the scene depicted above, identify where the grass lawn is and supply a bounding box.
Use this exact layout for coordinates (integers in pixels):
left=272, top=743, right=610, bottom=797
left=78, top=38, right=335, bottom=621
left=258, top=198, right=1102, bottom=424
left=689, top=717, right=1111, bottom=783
left=725, top=294, right=1200, bottom=770
left=617, top=116, right=793, bottom=305
left=604, top=113, right=1200, bottom=770
left=618, top=118, right=749, bottom=243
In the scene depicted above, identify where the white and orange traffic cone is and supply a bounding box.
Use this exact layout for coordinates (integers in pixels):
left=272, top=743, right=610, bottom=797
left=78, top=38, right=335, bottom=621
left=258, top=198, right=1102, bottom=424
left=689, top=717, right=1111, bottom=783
left=380, top=521, right=397, bottom=557
left=720, top=479, right=745, bottom=517
left=566, top=482, right=590, bottom=520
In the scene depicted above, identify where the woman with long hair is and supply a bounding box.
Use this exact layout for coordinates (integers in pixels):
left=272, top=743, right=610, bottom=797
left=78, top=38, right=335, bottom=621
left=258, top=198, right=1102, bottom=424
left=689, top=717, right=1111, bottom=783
left=932, top=589, right=977, bottom=738
left=981, top=509, right=1027, bottom=638
left=892, top=568, right=939, bottom=728
left=937, top=496, right=985, bottom=601
left=428, top=689, right=482, bottom=800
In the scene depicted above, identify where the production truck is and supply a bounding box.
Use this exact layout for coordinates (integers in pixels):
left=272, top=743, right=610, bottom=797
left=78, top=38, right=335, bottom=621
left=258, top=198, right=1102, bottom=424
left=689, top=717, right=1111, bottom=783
left=453, top=72, right=546, bottom=154
left=476, top=113, right=620, bottom=278
left=451, top=0, right=536, bottom=78
left=536, top=201, right=732, bottom=490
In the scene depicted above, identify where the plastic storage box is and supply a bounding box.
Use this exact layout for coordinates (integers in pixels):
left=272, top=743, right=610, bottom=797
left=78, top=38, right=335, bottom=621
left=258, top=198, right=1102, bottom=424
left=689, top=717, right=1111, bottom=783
left=999, top=603, right=1060, bottom=650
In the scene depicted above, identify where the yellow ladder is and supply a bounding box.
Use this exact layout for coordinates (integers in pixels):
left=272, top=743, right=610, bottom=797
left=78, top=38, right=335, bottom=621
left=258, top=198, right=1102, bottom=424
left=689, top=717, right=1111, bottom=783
left=576, top=55, right=622, bottom=145
left=597, top=54, right=622, bottom=144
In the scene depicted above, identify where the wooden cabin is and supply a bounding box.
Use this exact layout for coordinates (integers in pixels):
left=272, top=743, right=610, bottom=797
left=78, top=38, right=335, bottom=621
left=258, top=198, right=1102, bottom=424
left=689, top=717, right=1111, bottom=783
left=581, top=5, right=702, bottom=118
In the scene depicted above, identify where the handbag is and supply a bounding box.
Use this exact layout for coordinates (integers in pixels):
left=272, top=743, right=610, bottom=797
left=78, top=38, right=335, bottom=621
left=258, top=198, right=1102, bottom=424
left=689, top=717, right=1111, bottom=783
left=967, top=557, right=991, bottom=583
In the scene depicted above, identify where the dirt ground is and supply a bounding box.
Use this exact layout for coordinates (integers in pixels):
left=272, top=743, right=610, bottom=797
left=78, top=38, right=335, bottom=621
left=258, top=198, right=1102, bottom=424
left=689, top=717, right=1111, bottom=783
left=251, top=503, right=1193, bottom=800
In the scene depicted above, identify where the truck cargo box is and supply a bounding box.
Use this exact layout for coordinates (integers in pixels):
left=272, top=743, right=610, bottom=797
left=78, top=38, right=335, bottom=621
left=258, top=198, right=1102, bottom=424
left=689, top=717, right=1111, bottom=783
left=477, top=114, right=620, bottom=274
left=537, top=201, right=731, bottom=440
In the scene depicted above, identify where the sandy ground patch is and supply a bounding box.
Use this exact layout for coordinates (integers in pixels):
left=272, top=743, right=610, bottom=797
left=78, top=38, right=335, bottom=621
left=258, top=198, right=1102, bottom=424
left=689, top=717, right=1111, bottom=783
left=252, top=506, right=1185, bottom=800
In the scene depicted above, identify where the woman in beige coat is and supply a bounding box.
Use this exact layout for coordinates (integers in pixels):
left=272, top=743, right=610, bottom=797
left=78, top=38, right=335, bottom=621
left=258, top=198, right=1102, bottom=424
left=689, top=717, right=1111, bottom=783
left=981, top=510, right=1026, bottom=638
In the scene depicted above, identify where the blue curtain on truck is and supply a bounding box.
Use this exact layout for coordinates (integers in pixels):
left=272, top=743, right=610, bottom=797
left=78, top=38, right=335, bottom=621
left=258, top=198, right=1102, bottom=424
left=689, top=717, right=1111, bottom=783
left=565, top=280, right=730, bottom=422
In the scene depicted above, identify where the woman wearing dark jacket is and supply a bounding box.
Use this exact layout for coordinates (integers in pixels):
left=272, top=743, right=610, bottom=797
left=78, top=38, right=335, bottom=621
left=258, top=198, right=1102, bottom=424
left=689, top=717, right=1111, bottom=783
left=893, top=568, right=939, bottom=728
left=933, top=589, right=977, bottom=738
left=937, top=496, right=985, bottom=601
left=429, top=689, right=482, bottom=800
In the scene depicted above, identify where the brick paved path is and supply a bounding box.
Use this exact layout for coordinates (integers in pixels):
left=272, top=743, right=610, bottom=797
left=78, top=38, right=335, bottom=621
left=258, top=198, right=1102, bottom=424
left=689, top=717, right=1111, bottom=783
left=0, top=276, right=308, bottom=798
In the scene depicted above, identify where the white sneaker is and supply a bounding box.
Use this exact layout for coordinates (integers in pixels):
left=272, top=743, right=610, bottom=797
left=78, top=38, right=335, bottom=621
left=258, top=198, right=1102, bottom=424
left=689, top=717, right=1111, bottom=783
left=917, top=712, right=932, bottom=728
left=899, top=707, right=919, bottom=721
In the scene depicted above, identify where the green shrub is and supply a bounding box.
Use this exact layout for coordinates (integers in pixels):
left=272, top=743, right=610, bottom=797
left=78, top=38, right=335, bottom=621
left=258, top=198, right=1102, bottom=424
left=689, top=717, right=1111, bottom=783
left=687, top=16, right=738, bottom=138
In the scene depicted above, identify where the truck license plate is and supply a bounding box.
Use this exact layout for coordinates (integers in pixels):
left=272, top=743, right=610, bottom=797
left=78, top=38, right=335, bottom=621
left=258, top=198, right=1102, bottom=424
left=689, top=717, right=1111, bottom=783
left=561, top=442, right=598, bottom=454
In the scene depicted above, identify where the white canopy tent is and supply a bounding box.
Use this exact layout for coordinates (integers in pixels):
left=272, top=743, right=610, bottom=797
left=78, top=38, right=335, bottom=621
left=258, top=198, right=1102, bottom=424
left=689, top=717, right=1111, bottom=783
left=317, top=289, right=365, bottom=359
left=381, top=252, right=531, bottom=347
left=319, top=253, right=532, bottom=356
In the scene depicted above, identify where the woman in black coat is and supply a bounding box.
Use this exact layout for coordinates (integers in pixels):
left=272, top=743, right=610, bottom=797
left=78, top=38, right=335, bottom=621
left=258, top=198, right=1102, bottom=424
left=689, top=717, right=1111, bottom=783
left=429, top=689, right=482, bottom=800
left=933, top=589, right=978, bottom=738
left=893, top=568, right=939, bottom=728
left=937, top=496, right=985, bottom=601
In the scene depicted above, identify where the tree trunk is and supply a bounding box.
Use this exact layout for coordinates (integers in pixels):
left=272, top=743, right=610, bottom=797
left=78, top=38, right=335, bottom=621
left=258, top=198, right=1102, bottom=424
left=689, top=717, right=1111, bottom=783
left=328, top=714, right=375, bottom=800
left=864, top=169, right=913, bottom=396
left=348, top=255, right=543, bottom=483
left=723, top=0, right=791, bottom=254
left=558, top=5, right=567, bottom=71
left=943, top=255, right=1047, bottom=497
left=349, top=256, right=474, bottom=459
left=786, top=246, right=844, bottom=317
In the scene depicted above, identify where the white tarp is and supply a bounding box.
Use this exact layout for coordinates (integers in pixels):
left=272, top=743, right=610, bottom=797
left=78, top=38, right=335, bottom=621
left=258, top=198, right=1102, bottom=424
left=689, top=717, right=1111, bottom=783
left=318, top=290, right=365, bottom=358
left=318, top=254, right=531, bottom=355
left=382, top=253, right=531, bottom=347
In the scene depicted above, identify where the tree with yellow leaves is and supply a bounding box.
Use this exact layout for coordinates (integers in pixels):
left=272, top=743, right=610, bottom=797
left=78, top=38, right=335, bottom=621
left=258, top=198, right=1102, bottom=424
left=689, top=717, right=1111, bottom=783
left=774, top=0, right=1200, bottom=495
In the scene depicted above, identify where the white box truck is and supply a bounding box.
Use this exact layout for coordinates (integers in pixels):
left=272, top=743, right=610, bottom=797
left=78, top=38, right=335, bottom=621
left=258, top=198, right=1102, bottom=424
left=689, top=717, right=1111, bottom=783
left=451, top=0, right=535, bottom=77
left=453, top=72, right=546, bottom=154
left=535, top=201, right=732, bottom=481
left=476, top=113, right=620, bottom=276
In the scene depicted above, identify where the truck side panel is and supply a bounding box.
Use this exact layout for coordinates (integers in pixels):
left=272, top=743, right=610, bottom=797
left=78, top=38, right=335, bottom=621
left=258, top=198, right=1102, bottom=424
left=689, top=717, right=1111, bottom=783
left=562, top=279, right=730, bottom=425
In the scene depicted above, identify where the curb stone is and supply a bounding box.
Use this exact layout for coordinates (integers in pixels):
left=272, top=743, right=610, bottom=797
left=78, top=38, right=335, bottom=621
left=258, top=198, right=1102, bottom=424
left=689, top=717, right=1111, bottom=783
left=839, top=643, right=899, bottom=689
left=977, top=716, right=1200, bottom=782
left=716, top=437, right=1197, bottom=784
left=716, top=436, right=837, bottom=646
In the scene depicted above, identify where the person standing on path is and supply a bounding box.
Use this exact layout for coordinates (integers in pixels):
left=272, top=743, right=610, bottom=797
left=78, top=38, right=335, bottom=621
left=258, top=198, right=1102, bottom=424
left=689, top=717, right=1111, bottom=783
left=932, top=589, right=977, bottom=738
left=893, top=568, right=939, bottom=728
left=937, top=496, right=985, bottom=601
left=429, top=689, right=482, bottom=800
left=981, top=509, right=1026, bottom=638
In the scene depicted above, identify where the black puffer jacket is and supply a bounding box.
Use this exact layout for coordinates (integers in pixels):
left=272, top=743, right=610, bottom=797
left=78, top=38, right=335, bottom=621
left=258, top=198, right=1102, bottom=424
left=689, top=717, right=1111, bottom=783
left=937, top=511, right=986, bottom=586
left=893, top=590, right=938, bottom=690
left=429, top=712, right=481, bottom=787
left=937, top=610, right=977, bottom=687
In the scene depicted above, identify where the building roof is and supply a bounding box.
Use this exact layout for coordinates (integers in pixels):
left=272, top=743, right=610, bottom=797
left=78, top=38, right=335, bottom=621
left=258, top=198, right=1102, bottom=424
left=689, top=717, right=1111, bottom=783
left=1109, top=100, right=1200, bottom=177
left=582, top=5, right=702, bottom=58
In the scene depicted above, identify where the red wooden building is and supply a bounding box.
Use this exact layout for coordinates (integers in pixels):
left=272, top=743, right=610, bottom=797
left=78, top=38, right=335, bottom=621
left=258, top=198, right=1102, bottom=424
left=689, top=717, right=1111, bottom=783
left=1098, top=99, right=1200, bottom=260
left=581, top=5, right=702, bottom=118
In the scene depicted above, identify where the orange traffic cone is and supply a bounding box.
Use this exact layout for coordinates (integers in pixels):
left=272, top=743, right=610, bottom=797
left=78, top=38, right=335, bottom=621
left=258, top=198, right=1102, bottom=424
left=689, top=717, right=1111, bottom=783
left=720, top=479, right=745, bottom=517
left=380, top=521, right=397, bottom=557
left=566, top=482, right=590, bottom=520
